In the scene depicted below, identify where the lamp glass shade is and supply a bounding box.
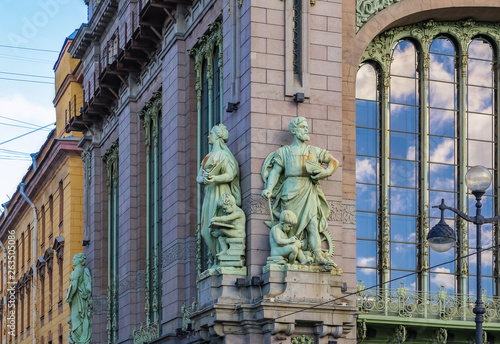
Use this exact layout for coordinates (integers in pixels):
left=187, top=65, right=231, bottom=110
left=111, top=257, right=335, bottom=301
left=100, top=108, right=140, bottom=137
left=427, top=219, right=456, bottom=253
left=465, top=165, right=492, bottom=193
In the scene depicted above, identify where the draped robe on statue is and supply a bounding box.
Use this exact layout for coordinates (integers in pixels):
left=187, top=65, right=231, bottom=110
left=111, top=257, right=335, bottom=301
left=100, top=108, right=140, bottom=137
left=199, top=149, right=241, bottom=260
left=262, top=145, right=330, bottom=239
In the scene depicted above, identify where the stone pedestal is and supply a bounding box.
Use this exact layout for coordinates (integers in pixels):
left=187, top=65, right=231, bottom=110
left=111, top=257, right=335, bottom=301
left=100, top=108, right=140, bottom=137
left=218, top=238, right=245, bottom=267
left=190, top=265, right=356, bottom=343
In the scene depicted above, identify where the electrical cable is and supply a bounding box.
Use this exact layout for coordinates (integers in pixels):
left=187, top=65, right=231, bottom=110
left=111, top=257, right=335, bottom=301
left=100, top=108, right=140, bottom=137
left=0, top=122, right=52, bottom=130
left=0, top=71, right=52, bottom=79
left=0, top=122, right=54, bottom=147
left=274, top=243, right=500, bottom=320
left=0, top=44, right=58, bottom=53
left=0, top=77, right=53, bottom=85
left=0, top=115, right=53, bottom=129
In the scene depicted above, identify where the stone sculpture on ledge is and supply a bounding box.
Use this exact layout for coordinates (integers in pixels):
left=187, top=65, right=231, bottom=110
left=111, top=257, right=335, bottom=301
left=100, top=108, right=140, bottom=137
left=196, top=124, right=243, bottom=268
left=210, top=193, right=246, bottom=267
left=66, top=253, right=92, bottom=344
left=268, top=210, right=313, bottom=265
left=262, top=117, right=339, bottom=267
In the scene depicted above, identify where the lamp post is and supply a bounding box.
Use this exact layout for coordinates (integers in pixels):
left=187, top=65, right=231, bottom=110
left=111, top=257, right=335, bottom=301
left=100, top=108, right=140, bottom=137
left=427, top=165, right=497, bottom=344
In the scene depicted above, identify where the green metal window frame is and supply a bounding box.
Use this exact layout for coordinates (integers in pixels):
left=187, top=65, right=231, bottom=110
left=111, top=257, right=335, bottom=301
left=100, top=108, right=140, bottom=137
left=138, top=91, right=163, bottom=339
left=104, top=140, right=119, bottom=344
left=189, top=21, right=224, bottom=273
left=356, top=19, right=500, bottom=326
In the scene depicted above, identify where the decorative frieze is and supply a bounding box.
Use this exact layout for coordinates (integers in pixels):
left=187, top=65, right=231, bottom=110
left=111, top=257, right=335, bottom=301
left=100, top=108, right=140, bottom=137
left=356, top=0, right=404, bottom=32
left=162, top=240, right=197, bottom=268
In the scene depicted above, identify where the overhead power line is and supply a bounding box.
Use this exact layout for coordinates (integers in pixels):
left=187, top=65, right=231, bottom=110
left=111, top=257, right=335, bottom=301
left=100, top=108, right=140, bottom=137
left=0, top=115, right=53, bottom=129
left=0, top=71, right=53, bottom=79
left=0, top=44, right=59, bottom=53
left=0, top=122, right=55, bottom=147
left=0, top=77, right=53, bottom=85
left=0, top=122, right=53, bottom=130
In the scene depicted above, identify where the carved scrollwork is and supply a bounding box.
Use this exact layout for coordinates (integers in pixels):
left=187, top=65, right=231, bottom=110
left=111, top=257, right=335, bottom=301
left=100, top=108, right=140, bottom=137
left=356, top=0, right=404, bottom=32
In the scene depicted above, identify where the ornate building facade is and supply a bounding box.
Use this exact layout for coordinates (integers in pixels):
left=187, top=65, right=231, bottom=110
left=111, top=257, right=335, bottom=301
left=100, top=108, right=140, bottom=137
left=58, top=0, right=500, bottom=343
left=0, top=34, right=85, bottom=343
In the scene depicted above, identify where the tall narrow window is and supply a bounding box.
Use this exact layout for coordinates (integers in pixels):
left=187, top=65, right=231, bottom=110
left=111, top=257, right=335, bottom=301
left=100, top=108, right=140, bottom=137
left=467, top=39, right=496, bottom=298
left=59, top=181, right=64, bottom=232
left=27, top=225, right=31, bottom=265
left=389, top=40, right=420, bottom=290
left=356, top=63, right=381, bottom=289
left=138, top=92, right=162, bottom=336
left=103, top=141, right=119, bottom=344
left=21, top=233, right=25, bottom=270
left=41, top=205, right=46, bottom=248
left=49, top=195, right=54, bottom=237
left=428, top=37, right=458, bottom=294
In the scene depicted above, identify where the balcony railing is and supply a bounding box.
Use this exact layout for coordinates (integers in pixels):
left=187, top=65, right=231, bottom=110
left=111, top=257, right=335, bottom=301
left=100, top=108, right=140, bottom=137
left=357, top=281, right=500, bottom=323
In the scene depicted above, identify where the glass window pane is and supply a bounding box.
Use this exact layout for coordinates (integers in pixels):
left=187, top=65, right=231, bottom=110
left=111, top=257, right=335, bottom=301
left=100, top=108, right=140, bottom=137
left=357, top=212, right=378, bottom=240
left=429, top=109, right=456, bottom=137
left=357, top=267, right=377, bottom=288
left=356, top=100, right=379, bottom=128
left=429, top=249, right=455, bottom=275
left=468, top=113, right=493, bottom=141
left=390, top=187, right=416, bottom=215
left=390, top=160, right=417, bottom=187
left=390, top=132, right=417, bottom=160
left=468, top=39, right=493, bottom=60
left=356, top=157, right=378, bottom=184
left=391, top=242, right=416, bottom=270
left=391, top=215, right=416, bottom=243
left=390, top=104, right=417, bottom=133
left=468, top=140, right=493, bottom=168
left=391, top=41, right=416, bottom=77
left=390, top=271, right=416, bottom=291
left=429, top=81, right=456, bottom=110
left=429, top=165, right=456, bottom=192
left=468, top=86, right=493, bottom=114
left=429, top=54, right=455, bottom=82
left=357, top=184, right=378, bottom=212
left=357, top=128, right=380, bottom=156
left=356, top=64, right=378, bottom=101
left=429, top=136, right=455, bottom=164
left=391, top=76, right=417, bottom=105
left=357, top=240, right=377, bottom=268
left=429, top=269, right=456, bottom=293
left=429, top=192, right=456, bottom=218
left=430, top=37, right=455, bottom=55
left=468, top=59, right=493, bottom=87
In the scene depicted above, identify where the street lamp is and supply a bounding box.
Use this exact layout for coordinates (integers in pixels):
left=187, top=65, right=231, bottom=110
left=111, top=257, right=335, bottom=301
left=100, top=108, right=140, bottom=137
left=427, top=165, right=496, bottom=344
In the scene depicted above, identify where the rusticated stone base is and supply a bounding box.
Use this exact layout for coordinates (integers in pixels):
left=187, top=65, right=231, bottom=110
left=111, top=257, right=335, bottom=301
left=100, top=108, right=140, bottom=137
left=190, top=268, right=356, bottom=343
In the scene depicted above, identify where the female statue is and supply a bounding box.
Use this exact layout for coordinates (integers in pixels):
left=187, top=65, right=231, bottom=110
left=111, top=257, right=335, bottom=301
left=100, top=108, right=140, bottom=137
left=196, top=124, right=241, bottom=266
left=66, top=253, right=92, bottom=344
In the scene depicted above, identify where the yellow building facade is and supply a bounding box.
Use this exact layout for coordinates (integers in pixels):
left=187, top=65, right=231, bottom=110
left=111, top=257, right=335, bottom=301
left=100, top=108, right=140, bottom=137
left=0, top=34, right=84, bottom=343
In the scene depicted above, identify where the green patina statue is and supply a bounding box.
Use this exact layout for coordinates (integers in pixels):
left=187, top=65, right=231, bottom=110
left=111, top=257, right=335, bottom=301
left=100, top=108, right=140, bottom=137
left=197, top=124, right=242, bottom=267
left=269, top=210, right=313, bottom=265
left=66, top=253, right=92, bottom=344
left=262, top=117, right=339, bottom=266
left=210, top=193, right=246, bottom=256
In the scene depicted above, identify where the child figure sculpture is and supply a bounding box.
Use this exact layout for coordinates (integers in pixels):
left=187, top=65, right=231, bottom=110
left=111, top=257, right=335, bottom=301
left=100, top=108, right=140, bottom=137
left=269, top=210, right=313, bottom=265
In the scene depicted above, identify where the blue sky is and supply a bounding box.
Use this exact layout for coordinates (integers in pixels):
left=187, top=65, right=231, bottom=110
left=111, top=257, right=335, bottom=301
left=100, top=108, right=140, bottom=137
left=0, top=0, right=87, bottom=206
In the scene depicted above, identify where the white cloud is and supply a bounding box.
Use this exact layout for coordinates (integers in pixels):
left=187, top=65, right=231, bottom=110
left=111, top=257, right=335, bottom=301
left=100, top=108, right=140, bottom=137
left=357, top=256, right=376, bottom=267
left=356, top=158, right=376, bottom=184
left=429, top=139, right=454, bottom=165
left=356, top=64, right=377, bottom=101
left=431, top=267, right=455, bottom=289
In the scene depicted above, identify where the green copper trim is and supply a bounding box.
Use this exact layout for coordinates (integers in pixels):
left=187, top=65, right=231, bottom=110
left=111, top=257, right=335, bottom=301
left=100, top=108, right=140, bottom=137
left=103, top=140, right=119, bottom=344
left=358, top=282, right=500, bottom=324
left=356, top=0, right=404, bottom=33
left=139, top=91, right=162, bottom=329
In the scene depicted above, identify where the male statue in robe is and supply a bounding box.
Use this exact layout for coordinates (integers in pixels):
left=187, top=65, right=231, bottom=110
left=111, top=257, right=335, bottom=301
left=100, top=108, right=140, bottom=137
left=261, top=117, right=339, bottom=265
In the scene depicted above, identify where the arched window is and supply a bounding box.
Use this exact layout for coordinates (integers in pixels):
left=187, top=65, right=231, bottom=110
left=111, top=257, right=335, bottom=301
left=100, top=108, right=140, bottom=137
left=356, top=20, right=499, bottom=323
